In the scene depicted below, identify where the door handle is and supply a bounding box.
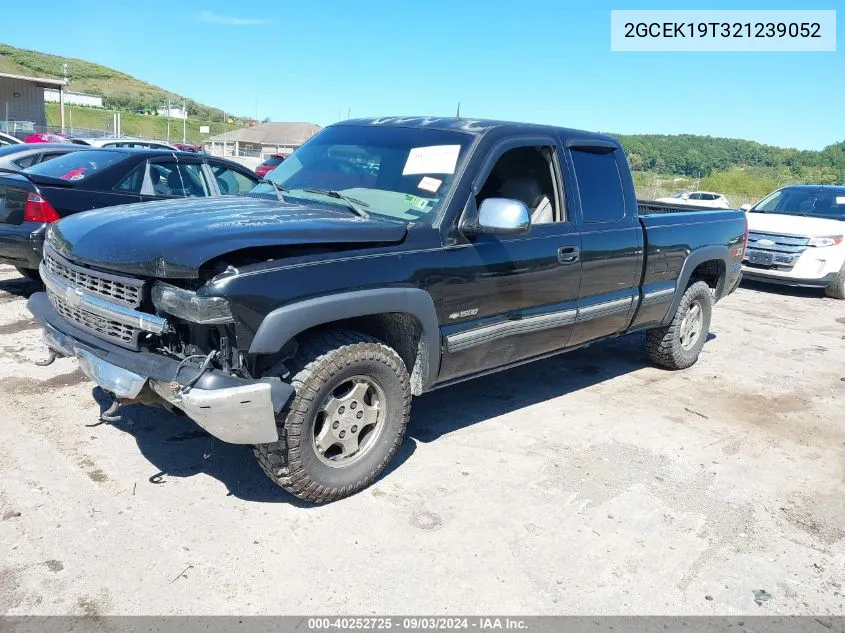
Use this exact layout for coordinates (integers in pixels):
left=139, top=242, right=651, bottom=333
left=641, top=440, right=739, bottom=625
left=557, top=246, right=580, bottom=265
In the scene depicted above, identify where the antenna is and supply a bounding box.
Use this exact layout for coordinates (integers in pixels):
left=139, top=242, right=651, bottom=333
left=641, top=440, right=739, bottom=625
left=455, top=102, right=461, bottom=121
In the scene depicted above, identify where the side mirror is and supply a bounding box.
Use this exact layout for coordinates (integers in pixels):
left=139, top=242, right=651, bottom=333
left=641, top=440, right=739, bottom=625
left=739, top=204, right=752, bottom=212
left=466, top=198, right=531, bottom=236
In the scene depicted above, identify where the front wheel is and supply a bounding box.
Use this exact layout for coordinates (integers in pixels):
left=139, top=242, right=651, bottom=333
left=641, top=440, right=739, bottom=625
left=824, top=261, right=845, bottom=299
left=646, top=281, right=713, bottom=369
left=254, top=330, right=411, bottom=503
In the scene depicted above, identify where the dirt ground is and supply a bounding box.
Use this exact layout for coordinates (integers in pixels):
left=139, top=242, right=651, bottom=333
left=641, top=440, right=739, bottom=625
left=0, top=264, right=842, bottom=615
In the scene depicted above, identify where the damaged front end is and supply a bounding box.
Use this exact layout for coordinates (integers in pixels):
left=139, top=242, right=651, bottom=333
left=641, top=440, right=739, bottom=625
left=29, top=245, right=291, bottom=444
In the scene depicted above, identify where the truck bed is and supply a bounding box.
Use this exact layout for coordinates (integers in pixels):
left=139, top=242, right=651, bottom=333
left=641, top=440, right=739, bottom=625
left=637, top=200, right=730, bottom=215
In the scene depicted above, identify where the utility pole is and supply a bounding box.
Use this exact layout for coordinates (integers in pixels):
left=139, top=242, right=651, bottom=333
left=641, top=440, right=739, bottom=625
left=59, top=63, right=68, bottom=134
left=166, top=98, right=171, bottom=143
left=182, top=98, right=187, bottom=143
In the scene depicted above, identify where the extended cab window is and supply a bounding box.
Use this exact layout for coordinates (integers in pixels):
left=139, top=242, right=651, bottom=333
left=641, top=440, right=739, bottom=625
left=476, top=145, right=560, bottom=224
left=571, top=148, right=625, bottom=223
left=256, top=125, right=473, bottom=224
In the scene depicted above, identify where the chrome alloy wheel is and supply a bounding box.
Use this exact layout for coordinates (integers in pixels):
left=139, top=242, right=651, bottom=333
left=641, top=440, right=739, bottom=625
left=679, top=300, right=703, bottom=350
left=311, top=375, right=387, bottom=467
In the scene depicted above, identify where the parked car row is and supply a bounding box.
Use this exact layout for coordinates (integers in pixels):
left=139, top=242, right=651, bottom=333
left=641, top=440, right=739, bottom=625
left=0, top=147, right=259, bottom=279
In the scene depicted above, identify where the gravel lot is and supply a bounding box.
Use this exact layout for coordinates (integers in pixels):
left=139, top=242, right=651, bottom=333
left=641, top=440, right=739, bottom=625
left=0, top=264, right=842, bottom=616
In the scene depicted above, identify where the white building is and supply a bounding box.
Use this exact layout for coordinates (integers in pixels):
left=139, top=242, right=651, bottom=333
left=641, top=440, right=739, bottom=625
left=44, top=89, right=103, bottom=108
left=156, top=106, right=187, bottom=120
left=205, top=121, right=321, bottom=159
left=0, top=72, right=66, bottom=130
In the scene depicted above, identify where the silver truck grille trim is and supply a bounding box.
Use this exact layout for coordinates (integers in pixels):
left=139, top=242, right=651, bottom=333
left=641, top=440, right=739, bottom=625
left=41, top=261, right=168, bottom=348
left=43, top=246, right=144, bottom=308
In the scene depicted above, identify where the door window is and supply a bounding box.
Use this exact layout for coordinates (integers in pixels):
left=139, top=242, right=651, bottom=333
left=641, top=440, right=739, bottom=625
left=149, top=161, right=210, bottom=197
left=476, top=145, right=562, bottom=224
left=115, top=163, right=146, bottom=193
left=570, top=148, right=625, bottom=223
left=13, top=154, right=38, bottom=169
left=209, top=163, right=258, bottom=196
left=38, top=152, right=65, bottom=164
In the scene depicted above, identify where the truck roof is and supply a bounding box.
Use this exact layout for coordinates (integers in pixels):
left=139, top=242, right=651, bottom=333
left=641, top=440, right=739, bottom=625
left=336, top=116, right=620, bottom=146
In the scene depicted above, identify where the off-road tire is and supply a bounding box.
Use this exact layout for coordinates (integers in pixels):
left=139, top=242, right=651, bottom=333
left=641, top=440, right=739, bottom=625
left=15, top=266, right=41, bottom=284
left=646, top=281, right=713, bottom=370
left=823, top=262, right=845, bottom=299
left=254, top=330, right=411, bottom=503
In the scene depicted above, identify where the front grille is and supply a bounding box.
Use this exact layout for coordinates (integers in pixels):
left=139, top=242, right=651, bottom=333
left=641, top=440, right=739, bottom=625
left=48, top=290, right=137, bottom=345
left=44, top=248, right=143, bottom=308
left=747, top=231, right=810, bottom=252
left=745, top=231, right=810, bottom=271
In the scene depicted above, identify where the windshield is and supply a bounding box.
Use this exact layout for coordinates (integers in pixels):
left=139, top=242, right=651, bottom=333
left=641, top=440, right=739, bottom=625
left=254, top=125, right=474, bottom=224
left=752, top=187, right=845, bottom=220
left=23, top=150, right=124, bottom=181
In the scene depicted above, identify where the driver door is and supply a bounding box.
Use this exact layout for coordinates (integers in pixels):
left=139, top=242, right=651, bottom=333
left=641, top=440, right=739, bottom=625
left=435, top=137, right=583, bottom=383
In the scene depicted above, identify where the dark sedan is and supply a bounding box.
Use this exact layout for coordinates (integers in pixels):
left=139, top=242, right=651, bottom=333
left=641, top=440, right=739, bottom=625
left=0, top=143, right=89, bottom=173
left=0, top=148, right=261, bottom=279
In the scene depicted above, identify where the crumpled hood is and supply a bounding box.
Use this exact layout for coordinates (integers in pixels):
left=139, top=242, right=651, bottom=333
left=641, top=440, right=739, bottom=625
left=746, top=211, right=845, bottom=238
left=47, top=196, right=407, bottom=278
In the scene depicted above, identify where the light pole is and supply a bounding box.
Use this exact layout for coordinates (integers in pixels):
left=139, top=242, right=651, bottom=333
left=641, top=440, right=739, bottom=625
left=59, top=63, right=68, bottom=134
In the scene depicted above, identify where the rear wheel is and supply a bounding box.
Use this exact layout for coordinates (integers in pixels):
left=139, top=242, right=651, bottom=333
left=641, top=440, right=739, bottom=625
left=646, top=281, right=713, bottom=370
left=824, top=262, right=845, bottom=299
left=14, top=266, right=41, bottom=284
left=254, top=330, right=411, bottom=503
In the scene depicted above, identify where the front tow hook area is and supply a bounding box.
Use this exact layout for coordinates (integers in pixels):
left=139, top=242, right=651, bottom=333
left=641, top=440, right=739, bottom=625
left=35, top=347, right=58, bottom=366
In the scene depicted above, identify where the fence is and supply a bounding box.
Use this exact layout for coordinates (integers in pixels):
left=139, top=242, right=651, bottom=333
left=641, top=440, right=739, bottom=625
left=1, top=119, right=124, bottom=141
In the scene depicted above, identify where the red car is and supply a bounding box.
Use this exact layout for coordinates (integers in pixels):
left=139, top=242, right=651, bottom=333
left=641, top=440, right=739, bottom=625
left=255, top=153, right=288, bottom=178
left=173, top=143, right=205, bottom=153
left=24, top=132, right=70, bottom=143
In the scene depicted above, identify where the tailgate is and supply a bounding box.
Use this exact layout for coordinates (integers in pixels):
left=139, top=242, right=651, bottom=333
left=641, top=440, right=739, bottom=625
left=0, top=176, right=33, bottom=225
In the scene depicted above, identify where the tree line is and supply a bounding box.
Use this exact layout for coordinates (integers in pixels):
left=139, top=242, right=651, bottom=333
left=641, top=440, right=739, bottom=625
left=613, top=133, right=845, bottom=185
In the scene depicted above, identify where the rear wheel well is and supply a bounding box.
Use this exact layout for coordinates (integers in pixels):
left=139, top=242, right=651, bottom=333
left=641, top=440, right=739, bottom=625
left=688, top=259, right=725, bottom=297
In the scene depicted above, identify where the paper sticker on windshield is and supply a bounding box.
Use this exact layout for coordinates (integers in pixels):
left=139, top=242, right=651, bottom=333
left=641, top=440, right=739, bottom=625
left=836, top=196, right=845, bottom=205
left=404, top=194, right=431, bottom=210
left=403, top=145, right=460, bottom=175
left=418, top=176, right=442, bottom=193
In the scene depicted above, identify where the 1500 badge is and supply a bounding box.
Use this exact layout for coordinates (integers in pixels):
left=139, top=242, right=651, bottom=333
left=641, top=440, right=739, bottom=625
left=449, top=308, right=479, bottom=320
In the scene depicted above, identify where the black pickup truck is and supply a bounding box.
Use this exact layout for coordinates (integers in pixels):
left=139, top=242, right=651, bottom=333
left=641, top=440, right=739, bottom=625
left=28, top=117, right=746, bottom=502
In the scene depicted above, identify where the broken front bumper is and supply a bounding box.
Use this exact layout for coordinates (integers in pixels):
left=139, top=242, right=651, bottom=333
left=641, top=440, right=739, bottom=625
left=28, top=292, right=291, bottom=444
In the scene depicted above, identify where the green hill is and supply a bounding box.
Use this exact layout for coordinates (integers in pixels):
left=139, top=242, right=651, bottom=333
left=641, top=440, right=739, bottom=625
left=0, top=42, right=232, bottom=122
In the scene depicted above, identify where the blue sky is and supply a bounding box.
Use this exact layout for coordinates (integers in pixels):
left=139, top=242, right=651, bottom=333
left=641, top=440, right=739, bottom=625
left=2, top=0, right=842, bottom=149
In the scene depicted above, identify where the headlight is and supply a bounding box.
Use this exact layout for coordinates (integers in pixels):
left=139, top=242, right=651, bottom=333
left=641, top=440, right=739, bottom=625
left=151, top=282, right=234, bottom=324
left=807, top=236, right=843, bottom=248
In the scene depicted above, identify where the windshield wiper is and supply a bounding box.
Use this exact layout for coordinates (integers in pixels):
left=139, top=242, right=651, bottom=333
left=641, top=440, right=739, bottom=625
left=258, top=178, right=288, bottom=201
left=302, top=188, right=370, bottom=218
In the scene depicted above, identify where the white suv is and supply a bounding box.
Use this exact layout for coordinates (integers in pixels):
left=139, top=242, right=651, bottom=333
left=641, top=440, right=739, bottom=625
left=741, top=185, right=845, bottom=299
left=656, top=191, right=731, bottom=208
